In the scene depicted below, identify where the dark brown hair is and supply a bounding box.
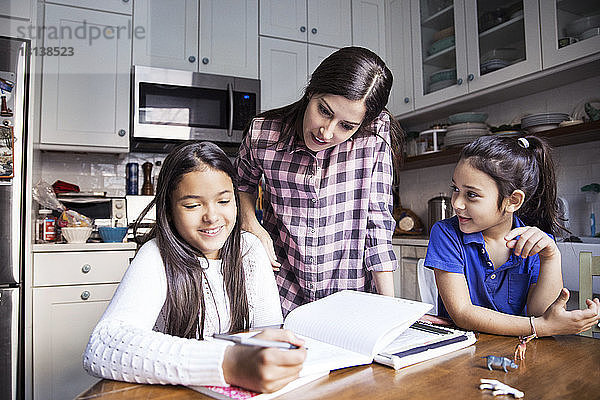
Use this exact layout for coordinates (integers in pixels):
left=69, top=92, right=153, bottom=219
left=134, top=141, right=249, bottom=339
left=459, top=135, right=566, bottom=235
left=252, top=46, right=404, bottom=171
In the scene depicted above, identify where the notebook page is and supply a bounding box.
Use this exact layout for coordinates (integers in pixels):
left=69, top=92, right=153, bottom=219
left=283, top=291, right=432, bottom=357
left=296, top=335, right=372, bottom=376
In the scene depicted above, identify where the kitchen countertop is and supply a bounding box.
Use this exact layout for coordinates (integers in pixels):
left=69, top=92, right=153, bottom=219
left=32, top=242, right=138, bottom=252
left=392, top=236, right=429, bottom=246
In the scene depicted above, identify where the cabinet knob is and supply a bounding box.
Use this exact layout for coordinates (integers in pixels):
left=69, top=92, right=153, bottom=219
left=404, top=97, right=410, bottom=104
left=118, top=129, right=126, bottom=137
left=300, top=26, right=306, bottom=32
left=311, top=28, right=317, bottom=34
left=457, top=78, right=463, bottom=85
left=202, top=57, right=210, bottom=65
left=467, top=73, right=474, bottom=81
left=188, top=55, right=196, bottom=63
left=81, top=291, right=90, bottom=300
left=81, top=264, right=91, bottom=273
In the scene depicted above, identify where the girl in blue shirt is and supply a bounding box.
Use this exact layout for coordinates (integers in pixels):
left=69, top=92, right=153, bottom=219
left=426, top=135, right=600, bottom=337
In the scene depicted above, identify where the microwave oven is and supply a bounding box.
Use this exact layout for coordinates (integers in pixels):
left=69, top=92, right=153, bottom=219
left=56, top=196, right=127, bottom=238
left=131, top=66, right=260, bottom=152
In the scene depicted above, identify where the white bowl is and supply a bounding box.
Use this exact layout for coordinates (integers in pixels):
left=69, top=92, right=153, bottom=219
left=526, top=124, right=559, bottom=133
left=62, top=226, right=92, bottom=243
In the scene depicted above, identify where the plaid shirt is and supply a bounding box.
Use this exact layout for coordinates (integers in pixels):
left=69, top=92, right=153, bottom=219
left=235, top=113, right=397, bottom=315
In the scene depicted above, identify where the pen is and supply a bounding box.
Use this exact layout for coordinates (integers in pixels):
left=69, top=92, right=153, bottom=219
left=212, top=334, right=300, bottom=350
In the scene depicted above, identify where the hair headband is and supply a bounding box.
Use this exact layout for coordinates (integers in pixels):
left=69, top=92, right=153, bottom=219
left=517, top=137, right=529, bottom=149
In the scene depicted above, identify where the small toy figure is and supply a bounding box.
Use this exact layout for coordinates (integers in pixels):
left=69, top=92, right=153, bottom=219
left=514, top=334, right=535, bottom=361
left=482, top=355, right=518, bottom=372
left=479, top=379, right=524, bottom=398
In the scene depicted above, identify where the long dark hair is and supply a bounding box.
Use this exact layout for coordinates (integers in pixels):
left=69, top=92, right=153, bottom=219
left=133, top=141, right=249, bottom=339
left=459, top=135, right=566, bottom=235
left=253, top=46, right=404, bottom=171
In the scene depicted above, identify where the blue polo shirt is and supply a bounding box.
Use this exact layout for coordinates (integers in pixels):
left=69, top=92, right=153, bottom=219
left=425, top=215, right=542, bottom=319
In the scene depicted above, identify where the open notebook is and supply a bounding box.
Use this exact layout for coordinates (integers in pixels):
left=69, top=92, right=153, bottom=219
left=191, top=290, right=442, bottom=399
left=282, top=290, right=433, bottom=376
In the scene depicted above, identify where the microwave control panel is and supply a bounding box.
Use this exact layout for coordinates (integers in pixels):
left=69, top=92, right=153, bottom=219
left=232, top=92, right=257, bottom=130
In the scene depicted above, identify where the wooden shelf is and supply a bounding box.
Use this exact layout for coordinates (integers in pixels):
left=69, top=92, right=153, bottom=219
left=400, top=120, right=600, bottom=171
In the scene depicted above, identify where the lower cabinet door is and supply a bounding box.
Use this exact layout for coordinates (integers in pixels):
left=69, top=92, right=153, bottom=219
left=33, top=284, right=118, bottom=400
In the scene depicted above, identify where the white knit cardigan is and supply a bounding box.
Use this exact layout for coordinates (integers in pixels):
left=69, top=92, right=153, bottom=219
left=82, top=232, right=283, bottom=387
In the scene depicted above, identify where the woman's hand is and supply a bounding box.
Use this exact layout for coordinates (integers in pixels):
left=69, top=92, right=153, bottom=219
left=536, top=288, right=600, bottom=336
left=239, top=191, right=281, bottom=270
left=244, top=222, right=281, bottom=271
left=504, top=226, right=560, bottom=262
left=222, top=329, right=306, bottom=393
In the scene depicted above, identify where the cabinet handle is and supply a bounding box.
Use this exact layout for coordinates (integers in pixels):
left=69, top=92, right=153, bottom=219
left=300, top=26, right=306, bottom=32
left=81, top=291, right=90, bottom=300
left=311, top=28, right=317, bottom=34
left=118, top=129, right=126, bottom=137
left=122, top=0, right=129, bottom=2
left=467, top=73, right=474, bottom=81
left=404, top=97, right=410, bottom=104
left=188, top=55, right=196, bottom=63
left=81, top=264, right=91, bottom=273
left=202, top=57, right=210, bottom=65
left=457, top=78, right=463, bottom=85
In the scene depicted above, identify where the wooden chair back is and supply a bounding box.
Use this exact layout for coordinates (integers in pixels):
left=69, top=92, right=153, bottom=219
left=579, top=251, right=600, bottom=337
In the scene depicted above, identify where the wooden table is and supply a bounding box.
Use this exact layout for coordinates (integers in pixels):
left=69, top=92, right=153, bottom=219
left=77, top=333, right=600, bottom=400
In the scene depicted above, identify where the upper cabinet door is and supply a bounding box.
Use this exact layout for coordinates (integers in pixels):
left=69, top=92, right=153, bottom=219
left=199, top=0, right=258, bottom=79
left=307, top=0, right=352, bottom=47
left=0, top=0, right=31, bottom=19
left=43, top=0, right=132, bottom=14
left=540, top=1, right=600, bottom=69
left=463, top=0, right=541, bottom=93
left=133, top=0, right=199, bottom=71
left=40, top=4, right=131, bottom=151
left=411, top=0, right=468, bottom=109
left=385, top=0, right=414, bottom=116
left=259, top=36, right=308, bottom=111
left=352, top=0, right=386, bottom=56
left=260, top=0, right=307, bottom=42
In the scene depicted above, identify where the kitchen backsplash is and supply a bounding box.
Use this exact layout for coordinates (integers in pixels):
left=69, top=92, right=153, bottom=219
left=38, top=152, right=166, bottom=197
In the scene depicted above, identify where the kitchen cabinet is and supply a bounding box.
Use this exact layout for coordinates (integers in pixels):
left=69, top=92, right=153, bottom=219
left=32, top=245, right=136, bottom=400
left=39, top=4, right=131, bottom=152
left=43, top=0, right=132, bottom=14
left=351, top=0, right=386, bottom=57
left=392, top=242, right=428, bottom=301
left=259, top=36, right=337, bottom=111
left=411, top=0, right=542, bottom=110
left=0, top=0, right=31, bottom=20
left=259, top=0, right=352, bottom=48
left=540, top=1, right=600, bottom=69
left=133, top=0, right=258, bottom=79
left=385, top=0, right=414, bottom=115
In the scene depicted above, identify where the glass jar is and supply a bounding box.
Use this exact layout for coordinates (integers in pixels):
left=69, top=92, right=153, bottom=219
left=36, top=209, right=57, bottom=243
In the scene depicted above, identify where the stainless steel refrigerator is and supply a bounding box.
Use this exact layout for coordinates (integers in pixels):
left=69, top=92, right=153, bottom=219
left=0, top=36, right=29, bottom=400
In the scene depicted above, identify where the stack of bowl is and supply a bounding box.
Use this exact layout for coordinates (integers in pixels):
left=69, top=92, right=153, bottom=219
left=428, top=68, right=456, bottom=93
left=444, top=112, right=490, bottom=148
left=521, top=113, right=569, bottom=133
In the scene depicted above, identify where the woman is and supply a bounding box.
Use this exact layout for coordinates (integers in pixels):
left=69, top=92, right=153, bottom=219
left=235, top=46, right=404, bottom=315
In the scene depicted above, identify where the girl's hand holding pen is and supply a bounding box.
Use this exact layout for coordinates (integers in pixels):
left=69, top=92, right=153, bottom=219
left=222, top=329, right=306, bottom=393
left=504, top=226, right=560, bottom=261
